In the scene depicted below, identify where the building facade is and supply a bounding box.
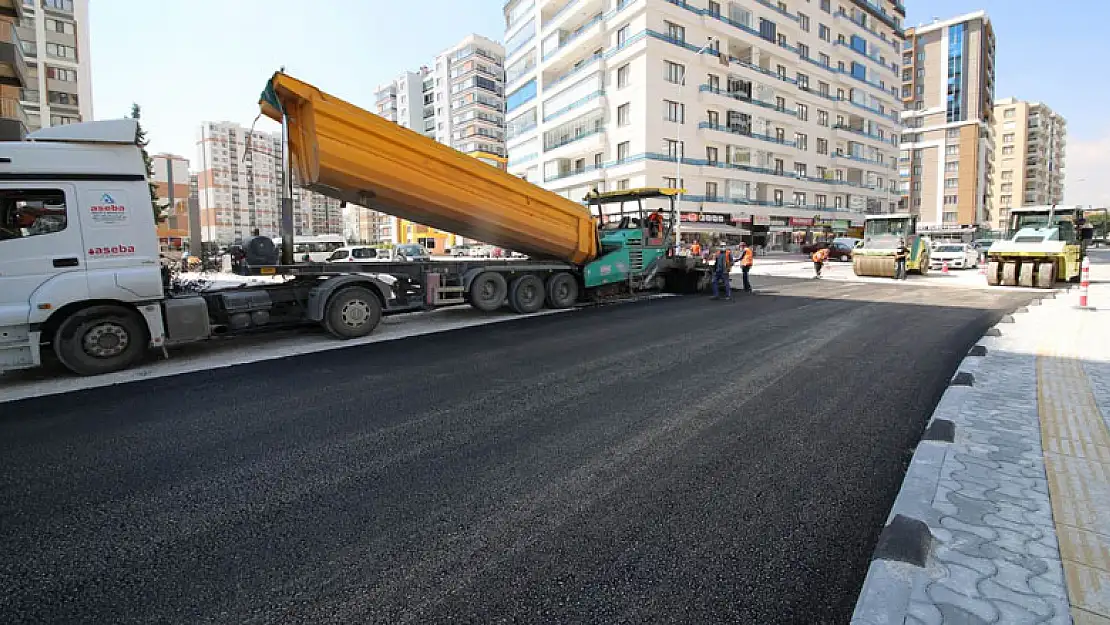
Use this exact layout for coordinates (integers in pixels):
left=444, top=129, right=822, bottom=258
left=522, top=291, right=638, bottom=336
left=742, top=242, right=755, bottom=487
left=502, top=0, right=905, bottom=248
left=152, top=153, right=191, bottom=248
left=990, top=97, right=1066, bottom=230
left=899, top=11, right=995, bottom=228
left=195, top=121, right=343, bottom=244
left=368, top=34, right=508, bottom=252
left=12, top=0, right=91, bottom=134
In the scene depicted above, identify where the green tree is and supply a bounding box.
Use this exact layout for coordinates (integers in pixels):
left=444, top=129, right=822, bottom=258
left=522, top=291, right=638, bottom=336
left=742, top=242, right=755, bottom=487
left=129, top=103, right=165, bottom=223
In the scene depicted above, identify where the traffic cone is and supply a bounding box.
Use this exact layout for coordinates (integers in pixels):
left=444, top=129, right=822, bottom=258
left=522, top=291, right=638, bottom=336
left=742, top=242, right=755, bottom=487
left=942, top=261, right=949, bottom=274
left=1079, top=256, right=1091, bottom=308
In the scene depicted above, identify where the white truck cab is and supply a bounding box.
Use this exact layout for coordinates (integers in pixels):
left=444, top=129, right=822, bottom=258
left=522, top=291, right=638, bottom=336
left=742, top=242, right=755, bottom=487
left=1, top=120, right=169, bottom=375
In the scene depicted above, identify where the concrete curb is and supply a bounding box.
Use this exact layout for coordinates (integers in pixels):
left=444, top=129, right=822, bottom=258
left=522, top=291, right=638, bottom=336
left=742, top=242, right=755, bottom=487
left=851, top=297, right=1044, bottom=624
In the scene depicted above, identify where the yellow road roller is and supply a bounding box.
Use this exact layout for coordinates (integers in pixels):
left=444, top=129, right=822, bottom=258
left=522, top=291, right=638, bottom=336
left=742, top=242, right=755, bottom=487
left=853, top=214, right=932, bottom=277
left=985, top=206, right=1082, bottom=289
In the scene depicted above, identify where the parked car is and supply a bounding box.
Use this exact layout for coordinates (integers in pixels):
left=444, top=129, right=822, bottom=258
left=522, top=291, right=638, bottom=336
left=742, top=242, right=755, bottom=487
left=394, top=243, right=431, bottom=261
left=449, top=244, right=473, bottom=257
left=930, top=243, right=979, bottom=270
left=325, top=246, right=393, bottom=262
left=827, top=241, right=856, bottom=262
left=801, top=241, right=831, bottom=255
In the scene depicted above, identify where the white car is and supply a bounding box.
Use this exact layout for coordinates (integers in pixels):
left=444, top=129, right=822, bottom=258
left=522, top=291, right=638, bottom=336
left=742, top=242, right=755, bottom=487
left=930, top=243, right=979, bottom=270
left=325, top=246, right=394, bottom=262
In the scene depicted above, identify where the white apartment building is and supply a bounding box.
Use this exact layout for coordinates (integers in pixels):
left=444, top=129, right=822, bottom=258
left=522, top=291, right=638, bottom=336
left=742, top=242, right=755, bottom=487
left=368, top=34, right=508, bottom=251
left=195, top=121, right=343, bottom=244
left=14, top=0, right=91, bottom=131
left=503, top=0, right=905, bottom=248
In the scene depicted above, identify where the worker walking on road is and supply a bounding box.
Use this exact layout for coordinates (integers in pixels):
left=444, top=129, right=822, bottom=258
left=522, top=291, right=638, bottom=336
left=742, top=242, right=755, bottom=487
left=811, top=247, right=829, bottom=279
left=738, top=241, right=754, bottom=293
left=711, top=244, right=733, bottom=300
left=894, top=239, right=908, bottom=281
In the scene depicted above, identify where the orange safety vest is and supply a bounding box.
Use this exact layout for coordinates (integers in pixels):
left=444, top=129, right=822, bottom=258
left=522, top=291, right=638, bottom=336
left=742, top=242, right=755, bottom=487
left=740, top=247, right=754, bottom=267
left=691, top=242, right=702, bottom=255
left=812, top=248, right=828, bottom=263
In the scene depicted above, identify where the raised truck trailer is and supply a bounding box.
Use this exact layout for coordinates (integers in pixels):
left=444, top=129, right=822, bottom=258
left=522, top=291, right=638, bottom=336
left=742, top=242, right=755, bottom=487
left=852, top=213, right=932, bottom=278
left=0, top=73, right=708, bottom=377
left=984, top=205, right=1086, bottom=288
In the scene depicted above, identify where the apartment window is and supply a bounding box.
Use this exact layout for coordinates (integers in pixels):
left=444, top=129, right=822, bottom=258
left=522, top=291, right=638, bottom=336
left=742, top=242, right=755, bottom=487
left=708, top=0, right=721, bottom=16
left=796, top=104, right=808, bottom=122
left=798, top=13, right=810, bottom=32
left=818, top=24, right=831, bottom=42
left=945, top=145, right=959, bottom=156
left=818, top=81, right=829, bottom=97
left=45, top=42, right=77, bottom=60
left=773, top=189, right=784, bottom=205
left=775, top=97, right=786, bottom=111
left=617, top=103, right=631, bottom=126
left=617, top=25, right=630, bottom=47
left=1004, top=108, right=1015, bottom=119
left=794, top=133, right=807, bottom=151
left=50, top=114, right=78, bottom=126
left=794, top=163, right=808, bottom=178
left=44, top=18, right=75, bottom=34
left=793, top=192, right=807, bottom=206
left=617, top=141, right=630, bottom=161
left=796, top=73, right=809, bottom=89
left=706, top=146, right=718, bottom=163
left=617, top=179, right=630, bottom=190
left=1000, top=183, right=1013, bottom=192
left=44, top=0, right=73, bottom=9
left=817, top=110, right=828, bottom=127
left=664, top=61, right=685, bottom=84
left=798, top=43, right=810, bottom=59
left=773, top=159, right=784, bottom=175
left=816, top=166, right=827, bottom=179
left=945, top=178, right=959, bottom=189
left=946, top=128, right=959, bottom=139
left=665, top=21, right=685, bottom=43
left=944, top=195, right=958, bottom=205
left=617, top=64, right=630, bottom=88
left=820, top=0, right=831, bottom=12
left=1002, top=146, right=1014, bottom=155
left=663, top=139, right=684, bottom=158
left=816, top=138, right=828, bottom=155
left=47, top=91, right=78, bottom=106
left=664, top=100, right=685, bottom=123
left=817, top=53, right=830, bottom=68
left=1000, top=194, right=1012, bottom=206
left=705, top=182, right=718, bottom=200
left=816, top=194, right=827, bottom=208
left=663, top=177, right=683, bottom=188
left=708, top=110, right=719, bottom=126
left=945, top=162, right=959, bottom=173
left=775, top=127, right=785, bottom=143
left=1001, top=170, right=1013, bottom=181
left=777, top=65, right=787, bottom=79
left=1003, top=133, right=1015, bottom=144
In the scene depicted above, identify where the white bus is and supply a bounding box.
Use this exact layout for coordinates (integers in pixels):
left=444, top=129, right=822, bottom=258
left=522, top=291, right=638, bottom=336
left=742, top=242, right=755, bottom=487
left=281, top=234, right=345, bottom=262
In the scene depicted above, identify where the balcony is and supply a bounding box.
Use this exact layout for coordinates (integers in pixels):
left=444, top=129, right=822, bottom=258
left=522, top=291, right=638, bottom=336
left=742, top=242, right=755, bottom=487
left=0, top=23, right=28, bottom=88
left=541, top=12, right=603, bottom=62
left=0, top=0, right=23, bottom=20
left=698, top=122, right=797, bottom=148
left=542, top=89, right=604, bottom=123
left=0, top=96, right=27, bottom=140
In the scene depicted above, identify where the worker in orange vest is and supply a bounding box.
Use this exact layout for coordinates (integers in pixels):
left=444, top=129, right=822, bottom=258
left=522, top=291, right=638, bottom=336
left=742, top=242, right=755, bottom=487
left=647, top=209, right=664, bottom=238
left=738, top=242, right=754, bottom=292
left=690, top=240, right=702, bottom=257
left=811, top=247, right=829, bottom=278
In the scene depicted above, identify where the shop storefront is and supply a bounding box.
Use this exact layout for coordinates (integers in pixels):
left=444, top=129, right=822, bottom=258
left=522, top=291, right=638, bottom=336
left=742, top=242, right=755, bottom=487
left=676, top=211, right=750, bottom=247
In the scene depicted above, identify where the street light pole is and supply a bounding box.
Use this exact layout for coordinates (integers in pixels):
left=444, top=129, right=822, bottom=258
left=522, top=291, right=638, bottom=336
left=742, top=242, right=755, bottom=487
left=675, top=36, right=716, bottom=253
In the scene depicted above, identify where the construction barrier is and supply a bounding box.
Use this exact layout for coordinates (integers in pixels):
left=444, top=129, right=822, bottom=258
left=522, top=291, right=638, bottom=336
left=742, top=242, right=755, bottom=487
left=1079, top=256, right=1090, bottom=308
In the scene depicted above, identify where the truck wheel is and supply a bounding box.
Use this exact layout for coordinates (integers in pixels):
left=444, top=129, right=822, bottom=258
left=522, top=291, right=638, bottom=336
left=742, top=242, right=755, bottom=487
left=324, top=286, right=382, bottom=339
left=469, top=272, right=507, bottom=312
left=508, top=274, right=545, bottom=314
left=1036, top=262, right=1056, bottom=289
left=545, top=272, right=579, bottom=308
left=986, top=261, right=1001, bottom=286
left=53, top=305, right=147, bottom=376
left=1001, top=261, right=1018, bottom=286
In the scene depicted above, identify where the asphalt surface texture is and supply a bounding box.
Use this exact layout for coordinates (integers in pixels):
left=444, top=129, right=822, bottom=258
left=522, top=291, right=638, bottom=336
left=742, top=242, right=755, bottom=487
left=0, top=276, right=1033, bottom=624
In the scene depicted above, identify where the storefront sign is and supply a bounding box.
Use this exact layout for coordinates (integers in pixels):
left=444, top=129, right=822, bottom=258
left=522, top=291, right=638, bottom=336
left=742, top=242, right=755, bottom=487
left=769, top=216, right=790, bottom=227
left=680, top=212, right=739, bottom=225
left=789, top=217, right=815, bottom=227
left=750, top=215, right=771, bottom=226
left=832, top=219, right=850, bottom=230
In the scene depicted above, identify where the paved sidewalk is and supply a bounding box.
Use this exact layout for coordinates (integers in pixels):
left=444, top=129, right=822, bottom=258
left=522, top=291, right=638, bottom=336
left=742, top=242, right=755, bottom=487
left=852, top=255, right=1110, bottom=625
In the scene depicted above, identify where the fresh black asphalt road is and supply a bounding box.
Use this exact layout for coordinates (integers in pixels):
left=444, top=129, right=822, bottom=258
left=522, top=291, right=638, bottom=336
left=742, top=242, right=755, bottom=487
left=0, top=278, right=1032, bottom=624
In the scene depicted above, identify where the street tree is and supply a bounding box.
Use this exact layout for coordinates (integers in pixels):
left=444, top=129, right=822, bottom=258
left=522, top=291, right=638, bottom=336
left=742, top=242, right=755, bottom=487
left=129, top=103, right=165, bottom=223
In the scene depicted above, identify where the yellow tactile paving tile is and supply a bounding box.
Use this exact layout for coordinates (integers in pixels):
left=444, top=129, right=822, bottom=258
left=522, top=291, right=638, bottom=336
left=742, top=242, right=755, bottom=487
left=1039, top=309, right=1110, bottom=621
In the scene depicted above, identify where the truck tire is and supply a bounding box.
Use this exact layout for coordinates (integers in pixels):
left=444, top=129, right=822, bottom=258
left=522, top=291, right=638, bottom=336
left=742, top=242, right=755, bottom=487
left=1036, top=262, right=1056, bottom=289
left=1001, top=261, right=1018, bottom=286
left=545, top=272, right=578, bottom=309
left=323, top=286, right=382, bottom=339
left=508, top=274, right=545, bottom=314
left=1019, top=262, right=1036, bottom=288
left=469, top=272, right=507, bottom=312
left=986, top=261, right=1001, bottom=286
left=53, top=305, right=147, bottom=376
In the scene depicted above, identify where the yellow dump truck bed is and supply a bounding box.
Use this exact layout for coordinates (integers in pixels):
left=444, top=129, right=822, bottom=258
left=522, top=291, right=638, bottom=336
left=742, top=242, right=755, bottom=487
left=259, top=72, right=599, bottom=265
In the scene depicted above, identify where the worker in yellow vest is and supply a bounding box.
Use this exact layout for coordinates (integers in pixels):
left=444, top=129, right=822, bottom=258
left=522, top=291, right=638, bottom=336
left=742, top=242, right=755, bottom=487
left=812, top=247, right=829, bottom=278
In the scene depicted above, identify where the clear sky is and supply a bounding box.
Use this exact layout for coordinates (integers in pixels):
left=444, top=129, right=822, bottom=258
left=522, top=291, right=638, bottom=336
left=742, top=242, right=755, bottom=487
left=88, top=0, right=1108, bottom=207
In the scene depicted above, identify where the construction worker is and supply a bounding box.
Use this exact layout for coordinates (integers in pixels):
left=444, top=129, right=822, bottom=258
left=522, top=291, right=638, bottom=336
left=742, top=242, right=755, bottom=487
left=647, top=209, right=664, bottom=238
left=711, top=244, right=733, bottom=300
left=690, top=240, right=702, bottom=257
left=811, top=246, right=829, bottom=278
left=894, top=238, right=909, bottom=280
left=738, top=241, right=754, bottom=293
